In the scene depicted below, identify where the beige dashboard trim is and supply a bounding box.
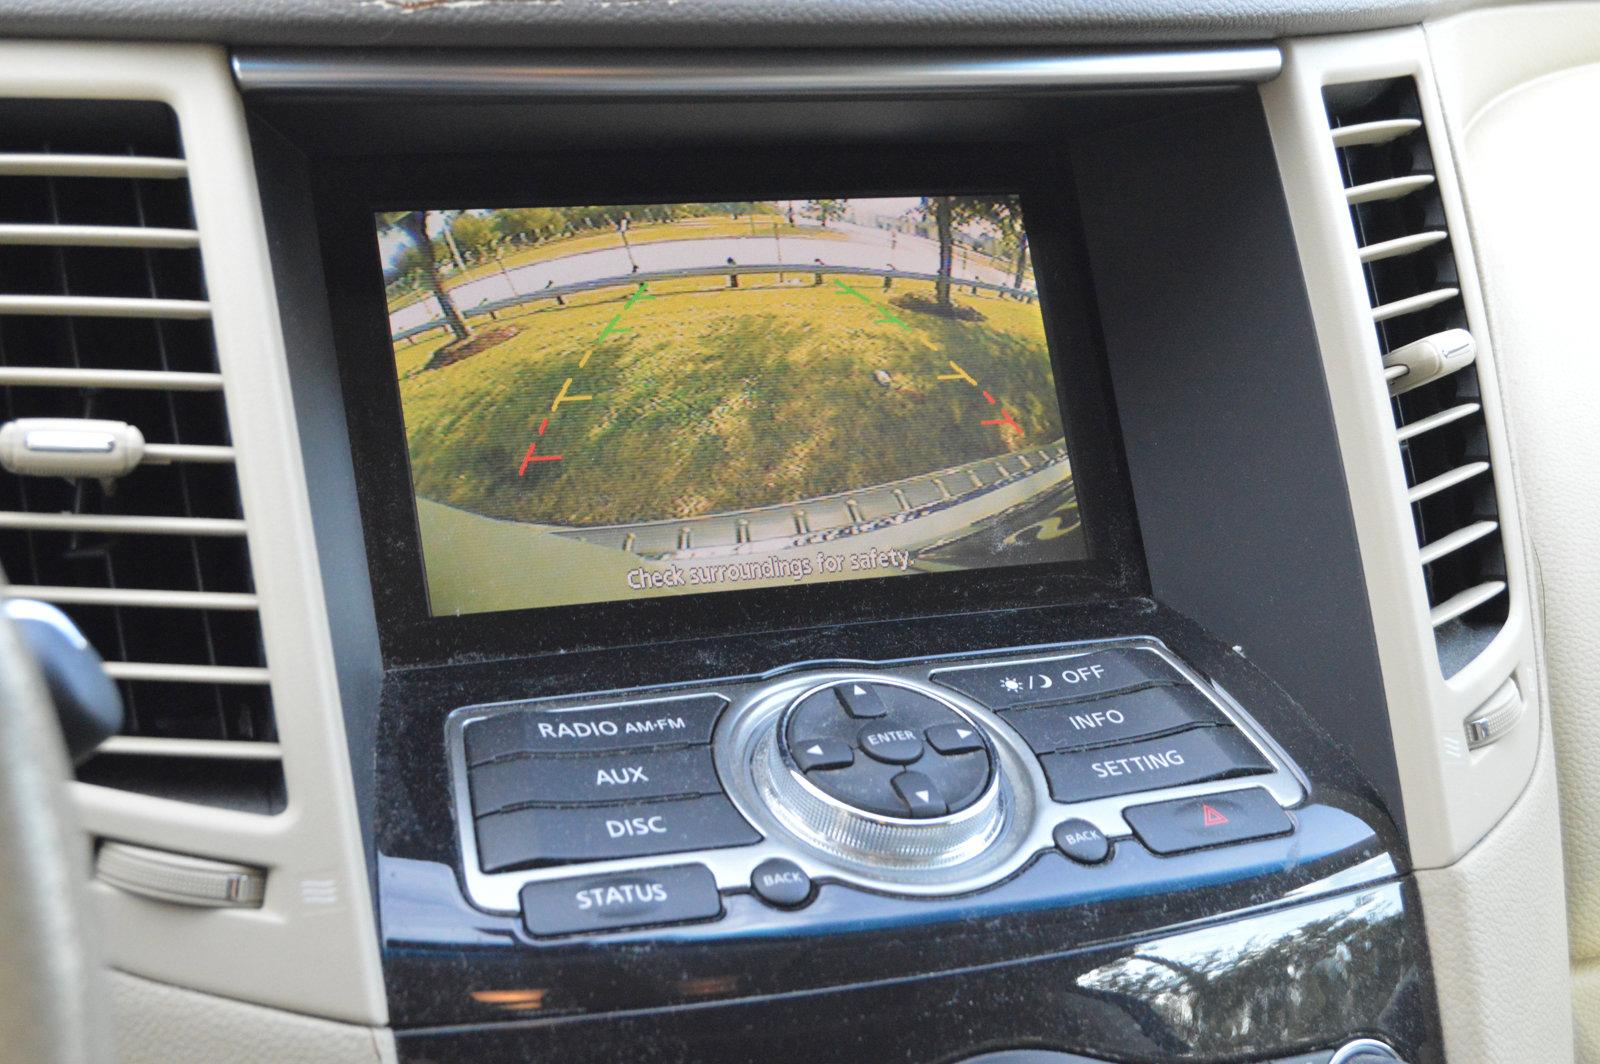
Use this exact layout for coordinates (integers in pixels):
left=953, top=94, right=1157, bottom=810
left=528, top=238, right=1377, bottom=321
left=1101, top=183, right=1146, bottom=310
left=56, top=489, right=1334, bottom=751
left=0, top=42, right=387, bottom=1025
left=1259, top=27, right=1539, bottom=872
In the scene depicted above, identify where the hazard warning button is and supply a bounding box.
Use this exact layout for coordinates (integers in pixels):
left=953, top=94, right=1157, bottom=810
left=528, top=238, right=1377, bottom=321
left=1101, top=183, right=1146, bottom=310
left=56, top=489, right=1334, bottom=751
left=1122, top=787, right=1293, bottom=855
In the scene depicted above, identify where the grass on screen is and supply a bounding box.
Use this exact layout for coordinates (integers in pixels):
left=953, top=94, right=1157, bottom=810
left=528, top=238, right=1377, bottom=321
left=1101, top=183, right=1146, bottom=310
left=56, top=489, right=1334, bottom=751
left=395, top=275, right=1061, bottom=527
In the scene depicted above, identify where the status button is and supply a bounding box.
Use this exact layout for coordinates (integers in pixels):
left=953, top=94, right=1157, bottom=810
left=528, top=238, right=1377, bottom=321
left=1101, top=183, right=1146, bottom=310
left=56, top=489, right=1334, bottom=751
left=520, top=864, right=722, bottom=936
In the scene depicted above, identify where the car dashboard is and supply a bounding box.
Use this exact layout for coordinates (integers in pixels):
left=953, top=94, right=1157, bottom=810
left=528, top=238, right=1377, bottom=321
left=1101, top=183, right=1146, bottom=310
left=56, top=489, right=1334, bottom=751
left=0, top=6, right=1593, bottom=1063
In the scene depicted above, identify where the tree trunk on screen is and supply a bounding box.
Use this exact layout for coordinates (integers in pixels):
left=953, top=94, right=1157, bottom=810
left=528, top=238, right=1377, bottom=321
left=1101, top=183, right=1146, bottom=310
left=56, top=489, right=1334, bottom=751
left=400, top=210, right=471, bottom=343
left=935, top=198, right=954, bottom=310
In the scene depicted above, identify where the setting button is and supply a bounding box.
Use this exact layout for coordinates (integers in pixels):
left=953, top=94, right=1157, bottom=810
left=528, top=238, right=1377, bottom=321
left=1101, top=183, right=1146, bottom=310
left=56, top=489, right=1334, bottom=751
left=1123, top=787, right=1293, bottom=854
left=858, top=722, right=925, bottom=764
left=792, top=737, right=854, bottom=772
left=520, top=864, right=721, bottom=936
left=1039, top=727, right=1272, bottom=804
left=475, top=795, right=760, bottom=873
left=465, top=694, right=727, bottom=764
left=1000, top=686, right=1227, bottom=754
left=931, top=649, right=1184, bottom=710
left=892, top=770, right=948, bottom=817
left=750, top=858, right=812, bottom=908
left=468, top=745, right=721, bottom=814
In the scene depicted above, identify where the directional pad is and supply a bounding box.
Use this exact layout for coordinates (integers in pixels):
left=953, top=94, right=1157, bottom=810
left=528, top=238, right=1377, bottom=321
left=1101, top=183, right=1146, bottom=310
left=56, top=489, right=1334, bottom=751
left=784, top=680, right=994, bottom=818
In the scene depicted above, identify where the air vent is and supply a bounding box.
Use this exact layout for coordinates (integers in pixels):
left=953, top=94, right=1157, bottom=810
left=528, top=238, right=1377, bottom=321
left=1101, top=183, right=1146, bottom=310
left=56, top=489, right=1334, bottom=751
left=0, top=100, right=281, bottom=811
left=1323, top=78, right=1508, bottom=676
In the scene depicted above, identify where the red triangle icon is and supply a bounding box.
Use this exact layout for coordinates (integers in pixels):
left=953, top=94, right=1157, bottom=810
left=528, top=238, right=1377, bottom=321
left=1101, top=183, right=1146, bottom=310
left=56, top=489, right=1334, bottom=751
left=1201, top=804, right=1230, bottom=827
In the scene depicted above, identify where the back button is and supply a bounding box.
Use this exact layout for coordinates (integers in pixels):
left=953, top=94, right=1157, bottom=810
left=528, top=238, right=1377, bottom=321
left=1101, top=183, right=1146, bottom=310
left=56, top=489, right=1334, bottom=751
left=1052, top=818, right=1110, bottom=864
left=750, top=858, right=812, bottom=908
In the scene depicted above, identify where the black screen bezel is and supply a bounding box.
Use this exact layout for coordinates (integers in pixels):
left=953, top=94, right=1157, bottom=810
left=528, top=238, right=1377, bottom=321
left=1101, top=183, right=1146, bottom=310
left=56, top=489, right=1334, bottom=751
left=313, top=140, right=1146, bottom=668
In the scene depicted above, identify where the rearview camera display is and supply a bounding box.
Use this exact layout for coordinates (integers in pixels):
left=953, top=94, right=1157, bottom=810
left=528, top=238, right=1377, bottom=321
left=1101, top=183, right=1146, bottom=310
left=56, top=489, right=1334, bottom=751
left=376, top=195, right=1087, bottom=616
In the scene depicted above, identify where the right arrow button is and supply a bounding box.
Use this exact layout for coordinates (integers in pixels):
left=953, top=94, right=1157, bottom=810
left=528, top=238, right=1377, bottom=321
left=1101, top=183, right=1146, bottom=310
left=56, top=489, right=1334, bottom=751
left=925, top=722, right=987, bottom=755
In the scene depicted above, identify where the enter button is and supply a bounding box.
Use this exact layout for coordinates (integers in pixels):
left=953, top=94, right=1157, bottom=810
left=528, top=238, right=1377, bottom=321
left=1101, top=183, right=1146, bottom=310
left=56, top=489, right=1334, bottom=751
left=1123, top=787, right=1293, bottom=854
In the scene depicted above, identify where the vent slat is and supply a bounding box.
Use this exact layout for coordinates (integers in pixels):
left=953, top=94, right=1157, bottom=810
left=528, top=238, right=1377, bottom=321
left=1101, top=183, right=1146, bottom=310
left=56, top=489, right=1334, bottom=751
left=0, top=367, right=223, bottom=391
left=102, top=661, right=271, bottom=685
left=97, top=736, right=281, bottom=761
left=1407, top=460, right=1490, bottom=505
left=1331, top=117, right=1422, bottom=148
left=142, top=443, right=236, bottom=465
left=0, top=224, right=200, bottom=250
left=1345, top=173, right=1435, bottom=205
left=1396, top=402, right=1482, bottom=443
left=1419, top=520, right=1499, bottom=566
left=0, top=511, right=247, bottom=536
left=1372, top=287, right=1459, bottom=323
left=7, top=585, right=258, bottom=610
left=1430, top=580, right=1508, bottom=628
left=0, top=294, right=211, bottom=320
left=0, top=153, right=187, bottom=179
left=1359, top=231, right=1449, bottom=264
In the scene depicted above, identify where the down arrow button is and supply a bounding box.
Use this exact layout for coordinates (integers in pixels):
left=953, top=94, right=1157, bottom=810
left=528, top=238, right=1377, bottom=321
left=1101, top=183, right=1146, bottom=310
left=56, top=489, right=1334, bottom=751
left=892, top=770, right=948, bottom=818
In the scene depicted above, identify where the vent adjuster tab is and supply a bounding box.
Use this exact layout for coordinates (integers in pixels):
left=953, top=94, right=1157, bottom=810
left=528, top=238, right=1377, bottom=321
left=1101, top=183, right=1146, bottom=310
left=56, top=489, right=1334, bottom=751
left=0, top=417, right=145, bottom=479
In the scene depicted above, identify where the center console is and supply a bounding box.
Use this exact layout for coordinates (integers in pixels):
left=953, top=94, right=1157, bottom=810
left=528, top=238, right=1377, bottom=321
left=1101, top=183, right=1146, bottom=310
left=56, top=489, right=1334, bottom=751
left=450, top=638, right=1304, bottom=930
left=246, top=49, right=1442, bottom=1063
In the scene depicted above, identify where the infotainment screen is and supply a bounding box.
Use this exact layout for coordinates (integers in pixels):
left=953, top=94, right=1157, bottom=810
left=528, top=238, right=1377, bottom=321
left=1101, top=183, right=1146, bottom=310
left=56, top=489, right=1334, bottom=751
left=375, top=196, right=1087, bottom=616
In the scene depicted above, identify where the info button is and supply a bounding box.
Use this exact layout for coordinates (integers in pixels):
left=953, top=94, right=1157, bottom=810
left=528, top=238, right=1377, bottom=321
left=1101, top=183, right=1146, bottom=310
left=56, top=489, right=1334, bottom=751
left=520, top=864, right=722, bottom=936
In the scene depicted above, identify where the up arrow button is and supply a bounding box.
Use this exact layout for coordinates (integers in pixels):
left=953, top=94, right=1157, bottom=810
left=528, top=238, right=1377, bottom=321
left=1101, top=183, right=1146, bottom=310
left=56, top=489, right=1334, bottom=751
left=835, top=681, right=889, bottom=719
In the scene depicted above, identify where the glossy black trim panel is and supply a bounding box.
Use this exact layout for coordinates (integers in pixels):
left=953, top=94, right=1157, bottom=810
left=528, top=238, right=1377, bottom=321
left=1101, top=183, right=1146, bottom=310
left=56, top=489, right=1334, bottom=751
left=395, top=878, right=1439, bottom=1063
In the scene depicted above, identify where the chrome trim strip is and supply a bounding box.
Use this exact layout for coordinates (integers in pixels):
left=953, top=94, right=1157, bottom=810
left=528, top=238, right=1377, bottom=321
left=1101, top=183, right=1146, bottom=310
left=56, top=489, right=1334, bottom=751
left=232, top=47, right=1283, bottom=97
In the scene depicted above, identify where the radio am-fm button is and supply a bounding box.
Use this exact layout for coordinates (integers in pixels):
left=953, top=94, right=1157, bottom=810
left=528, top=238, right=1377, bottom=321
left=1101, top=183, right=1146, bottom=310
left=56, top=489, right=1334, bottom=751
left=930, top=649, right=1185, bottom=710
left=520, top=864, right=722, bottom=936
left=464, top=694, right=728, bottom=764
left=1038, top=727, right=1272, bottom=804
left=475, top=795, right=760, bottom=873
